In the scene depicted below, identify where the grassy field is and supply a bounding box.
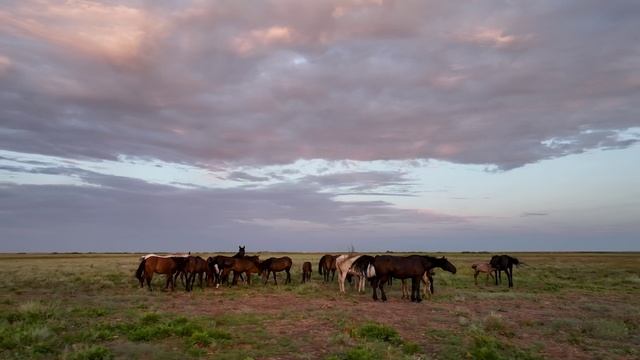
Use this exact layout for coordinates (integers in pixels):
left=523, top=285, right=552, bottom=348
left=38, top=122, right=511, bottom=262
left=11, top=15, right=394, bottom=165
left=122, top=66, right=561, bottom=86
left=0, top=252, right=638, bottom=359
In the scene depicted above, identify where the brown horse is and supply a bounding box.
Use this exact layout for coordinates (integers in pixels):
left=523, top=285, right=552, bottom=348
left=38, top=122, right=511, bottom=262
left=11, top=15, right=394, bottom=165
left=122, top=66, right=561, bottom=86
left=401, top=270, right=434, bottom=299
left=259, top=257, right=293, bottom=285
left=185, top=256, right=209, bottom=291
left=372, top=255, right=456, bottom=302
left=301, top=261, right=312, bottom=283
left=318, top=254, right=337, bottom=282
left=472, top=262, right=496, bottom=286
left=135, top=255, right=189, bottom=291
left=220, top=255, right=261, bottom=286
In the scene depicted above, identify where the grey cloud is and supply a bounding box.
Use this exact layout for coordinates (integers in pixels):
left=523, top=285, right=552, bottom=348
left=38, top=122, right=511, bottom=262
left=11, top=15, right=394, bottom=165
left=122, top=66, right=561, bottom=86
left=0, top=173, right=464, bottom=252
left=0, top=1, right=639, bottom=170
left=521, top=212, right=549, bottom=217
left=227, top=171, right=270, bottom=182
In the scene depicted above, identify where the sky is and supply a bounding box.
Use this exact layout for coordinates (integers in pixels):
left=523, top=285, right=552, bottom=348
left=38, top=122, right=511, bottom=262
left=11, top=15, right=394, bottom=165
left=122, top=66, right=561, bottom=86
left=0, top=0, right=639, bottom=252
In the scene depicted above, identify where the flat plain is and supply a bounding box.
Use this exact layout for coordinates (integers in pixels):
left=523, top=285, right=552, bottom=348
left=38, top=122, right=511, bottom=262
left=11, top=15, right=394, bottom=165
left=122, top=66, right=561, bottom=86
left=0, top=252, right=638, bottom=359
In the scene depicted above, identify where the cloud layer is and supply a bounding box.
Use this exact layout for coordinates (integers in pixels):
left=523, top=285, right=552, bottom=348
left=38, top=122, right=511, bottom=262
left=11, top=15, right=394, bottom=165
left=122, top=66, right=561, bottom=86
left=1, top=0, right=638, bottom=169
left=0, top=168, right=464, bottom=252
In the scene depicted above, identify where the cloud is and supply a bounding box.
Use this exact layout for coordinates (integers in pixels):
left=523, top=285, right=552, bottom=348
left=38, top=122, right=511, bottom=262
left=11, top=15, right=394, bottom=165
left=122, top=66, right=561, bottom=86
left=0, top=172, right=464, bottom=252
left=0, top=0, right=639, bottom=172
left=521, top=212, right=549, bottom=217
left=226, top=171, right=270, bottom=182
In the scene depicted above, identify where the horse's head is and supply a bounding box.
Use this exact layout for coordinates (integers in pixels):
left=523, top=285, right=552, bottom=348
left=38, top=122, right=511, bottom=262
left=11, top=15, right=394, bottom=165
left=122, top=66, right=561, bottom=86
left=439, top=256, right=457, bottom=274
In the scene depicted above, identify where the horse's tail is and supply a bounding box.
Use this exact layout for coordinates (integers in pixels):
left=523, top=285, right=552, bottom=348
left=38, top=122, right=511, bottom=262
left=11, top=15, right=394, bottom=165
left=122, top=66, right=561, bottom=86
left=318, top=260, right=323, bottom=275
left=135, top=259, right=146, bottom=281
left=471, top=263, right=478, bottom=270
left=366, top=263, right=376, bottom=278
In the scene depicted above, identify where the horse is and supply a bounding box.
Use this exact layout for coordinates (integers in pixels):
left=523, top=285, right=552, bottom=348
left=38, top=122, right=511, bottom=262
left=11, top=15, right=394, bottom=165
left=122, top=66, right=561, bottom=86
left=301, top=261, right=312, bottom=283
left=207, top=246, right=247, bottom=286
left=184, top=256, right=209, bottom=291
left=220, top=255, right=261, bottom=286
left=207, top=255, right=234, bottom=286
left=335, top=254, right=367, bottom=293
left=371, top=255, right=456, bottom=302
left=471, top=262, right=496, bottom=286
left=233, top=246, right=245, bottom=258
left=135, top=255, right=189, bottom=291
left=400, top=270, right=434, bottom=300
left=345, top=255, right=376, bottom=293
left=259, top=256, right=293, bottom=285
left=137, top=253, right=188, bottom=287
left=490, top=255, right=520, bottom=288
left=318, top=254, right=337, bottom=282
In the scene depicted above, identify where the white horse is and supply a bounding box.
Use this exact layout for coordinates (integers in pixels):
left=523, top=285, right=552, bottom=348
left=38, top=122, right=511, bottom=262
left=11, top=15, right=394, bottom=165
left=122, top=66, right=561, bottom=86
left=335, top=254, right=376, bottom=293
left=140, top=253, right=189, bottom=260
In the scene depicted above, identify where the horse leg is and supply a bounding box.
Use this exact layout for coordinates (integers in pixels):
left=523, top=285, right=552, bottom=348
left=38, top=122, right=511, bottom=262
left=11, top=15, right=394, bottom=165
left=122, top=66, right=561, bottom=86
left=371, top=277, right=379, bottom=301
left=412, top=277, right=418, bottom=302
left=286, top=269, right=291, bottom=284
left=379, top=278, right=387, bottom=302
left=145, top=272, right=153, bottom=291
left=507, top=265, right=513, bottom=288
left=338, top=270, right=346, bottom=293
left=400, top=279, right=407, bottom=299
left=165, top=274, right=172, bottom=291
left=273, top=271, right=278, bottom=285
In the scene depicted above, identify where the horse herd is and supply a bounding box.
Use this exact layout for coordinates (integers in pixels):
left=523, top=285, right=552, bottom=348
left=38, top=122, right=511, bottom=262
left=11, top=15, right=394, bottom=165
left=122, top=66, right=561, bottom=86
left=135, top=247, right=522, bottom=303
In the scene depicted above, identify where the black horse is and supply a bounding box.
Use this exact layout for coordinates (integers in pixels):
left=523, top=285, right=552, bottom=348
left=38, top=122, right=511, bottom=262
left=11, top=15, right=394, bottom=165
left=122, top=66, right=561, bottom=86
left=490, top=254, right=520, bottom=288
left=371, top=255, right=457, bottom=302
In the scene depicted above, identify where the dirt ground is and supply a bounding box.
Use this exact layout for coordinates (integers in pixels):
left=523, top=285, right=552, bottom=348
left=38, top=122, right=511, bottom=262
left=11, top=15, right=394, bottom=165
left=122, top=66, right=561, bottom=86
left=160, top=286, right=638, bottom=359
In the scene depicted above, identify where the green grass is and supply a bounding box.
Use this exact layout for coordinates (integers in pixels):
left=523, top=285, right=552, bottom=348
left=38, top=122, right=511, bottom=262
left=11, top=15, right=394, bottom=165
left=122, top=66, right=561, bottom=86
left=0, top=252, right=639, bottom=359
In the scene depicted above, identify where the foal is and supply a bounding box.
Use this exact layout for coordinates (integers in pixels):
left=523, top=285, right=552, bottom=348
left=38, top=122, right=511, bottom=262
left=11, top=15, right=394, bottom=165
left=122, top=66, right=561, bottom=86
left=302, top=261, right=312, bottom=283
left=471, top=262, right=496, bottom=285
left=401, top=270, right=434, bottom=299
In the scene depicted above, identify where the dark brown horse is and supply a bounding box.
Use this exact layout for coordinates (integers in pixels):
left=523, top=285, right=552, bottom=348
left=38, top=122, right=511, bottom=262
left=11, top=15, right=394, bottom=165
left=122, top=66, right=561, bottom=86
left=301, top=261, right=312, bottom=283
left=135, top=255, right=189, bottom=291
left=318, top=254, right=337, bottom=282
left=234, top=246, right=245, bottom=258
left=259, top=256, right=293, bottom=285
left=220, top=255, right=261, bottom=286
left=490, top=255, right=520, bottom=288
left=185, top=256, right=209, bottom=291
left=207, top=246, right=247, bottom=286
left=371, top=255, right=456, bottom=302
